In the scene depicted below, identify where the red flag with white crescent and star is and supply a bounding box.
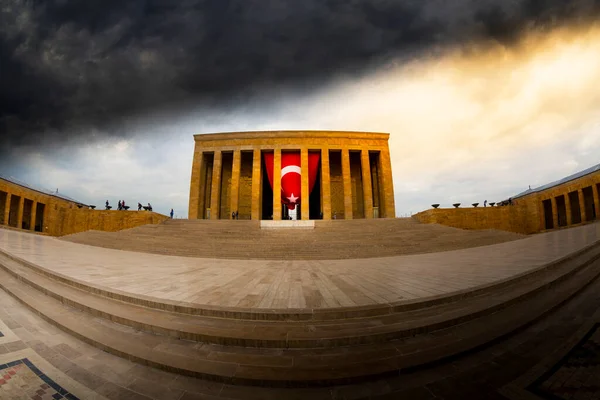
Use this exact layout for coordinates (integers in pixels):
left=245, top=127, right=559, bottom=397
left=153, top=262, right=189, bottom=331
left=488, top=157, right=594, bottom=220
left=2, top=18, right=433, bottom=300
left=264, top=152, right=320, bottom=210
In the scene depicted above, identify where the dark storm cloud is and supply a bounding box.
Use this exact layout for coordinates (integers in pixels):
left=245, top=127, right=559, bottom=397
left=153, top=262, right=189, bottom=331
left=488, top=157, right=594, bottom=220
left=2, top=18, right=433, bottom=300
left=1, top=0, right=599, bottom=158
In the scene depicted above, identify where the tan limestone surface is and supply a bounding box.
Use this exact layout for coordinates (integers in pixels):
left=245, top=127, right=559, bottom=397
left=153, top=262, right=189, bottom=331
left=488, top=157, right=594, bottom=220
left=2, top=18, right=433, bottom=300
left=1, top=222, right=598, bottom=310
left=59, top=218, right=524, bottom=260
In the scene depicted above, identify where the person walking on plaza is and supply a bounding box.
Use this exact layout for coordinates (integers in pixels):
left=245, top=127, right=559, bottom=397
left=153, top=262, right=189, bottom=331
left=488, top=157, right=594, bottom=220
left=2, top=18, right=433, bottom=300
left=170, top=209, right=174, bottom=219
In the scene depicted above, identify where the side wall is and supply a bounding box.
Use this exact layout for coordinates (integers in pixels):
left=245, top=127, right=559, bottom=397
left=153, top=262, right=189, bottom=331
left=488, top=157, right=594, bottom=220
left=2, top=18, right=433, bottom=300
left=413, top=169, right=599, bottom=234
left=1, top=179, right=168, bottom=237
left=55, top=209, right=169, bottom=236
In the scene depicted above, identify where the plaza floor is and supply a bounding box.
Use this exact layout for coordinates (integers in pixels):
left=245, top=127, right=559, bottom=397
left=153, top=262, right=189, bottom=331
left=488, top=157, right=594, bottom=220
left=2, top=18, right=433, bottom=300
left=0, top=259, right=599, bottom=400
left=0, top=223, right=598, bottom=311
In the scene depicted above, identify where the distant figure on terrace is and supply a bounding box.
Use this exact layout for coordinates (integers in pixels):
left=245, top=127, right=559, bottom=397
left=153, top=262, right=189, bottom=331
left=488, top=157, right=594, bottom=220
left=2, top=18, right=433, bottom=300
left=484, top=200, right=487, bottom=207
left=105, top=200, right=111, bottom=210
left=138, top=202, right=142, bottom=211
left=147, top=203, right=152, bottom=212
left=122, top=200, right=126, bottom=210
left=170, top=209, right=174, bottom=219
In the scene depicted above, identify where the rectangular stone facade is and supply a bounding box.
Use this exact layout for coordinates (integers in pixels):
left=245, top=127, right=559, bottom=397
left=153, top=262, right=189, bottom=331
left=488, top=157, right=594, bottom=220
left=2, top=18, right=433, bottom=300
left=413, top=168, right=600, bottom=234
left=188, top=131, right=396, bottom=220
left=0, top=178, right=169, bottom=236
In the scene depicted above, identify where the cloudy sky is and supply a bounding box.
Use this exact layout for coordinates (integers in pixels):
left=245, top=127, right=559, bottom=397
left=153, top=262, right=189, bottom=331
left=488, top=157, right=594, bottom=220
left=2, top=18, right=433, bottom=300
left=1, top=0, right=600, bottom=217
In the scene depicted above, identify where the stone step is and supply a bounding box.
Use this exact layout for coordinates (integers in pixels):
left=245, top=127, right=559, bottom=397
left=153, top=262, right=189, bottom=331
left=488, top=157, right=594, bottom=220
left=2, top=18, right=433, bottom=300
left=0, top=243, right=598, bottom=349
left=1, top=248, right=598, bottom=387
left=61, top=218, right=524, bottom=260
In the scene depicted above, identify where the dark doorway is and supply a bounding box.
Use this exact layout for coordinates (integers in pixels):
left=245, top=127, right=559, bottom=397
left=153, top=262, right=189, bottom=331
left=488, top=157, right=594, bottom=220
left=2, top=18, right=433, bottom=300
left=542, top=199, right=553, bottom=230
left=35, top=203, right=45, bottom=232
left=309, top=162, right=322, bottom=219
left=582, top=186, right=595, bottom=221
left=568, top=191, right=582, bottom=224
left=370, top=151, right=382, bottom=218
left=556, top=195, right=567, bottom=227
left=261, top=155, right=273, bottom=220
left=8, top=195, right=20, bottom=228
left=0, top=191, right=7, bottom=224
left=22, top=199, right=33, bottom=230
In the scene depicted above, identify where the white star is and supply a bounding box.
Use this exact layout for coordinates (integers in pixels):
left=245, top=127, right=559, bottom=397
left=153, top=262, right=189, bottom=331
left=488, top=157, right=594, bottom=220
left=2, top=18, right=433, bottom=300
left=287, top=193, right=299, bottom=203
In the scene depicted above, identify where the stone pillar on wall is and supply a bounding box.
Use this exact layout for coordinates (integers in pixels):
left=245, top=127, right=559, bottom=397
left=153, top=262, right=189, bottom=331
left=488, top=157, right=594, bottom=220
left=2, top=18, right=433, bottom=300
left=361, top=150, right=374, bottom=219
left=379, top=149, right=396, bottom=218
left=188, top=149, right=204, bottom=219
left=209, top=151, right=222, bottom=220
left=551, top=197, right=559, bottom=228
left=273, top=149, right=282, bottom=220
left=321, top=149, right=332, bottom=220
left=30, top=201, right=37, bottom=231
left=578, top=189, right=586, bottom=222
left=301, top=148, right=310, bottom=220
left=230, top=150, right=241, bottom=217
left=565, top=193, right=573, bottom=225
left=3, top=193, right=10, bottom=225
left=593, top=184, right=600, bottom=220
left=341, top=148, right=353, bottom=220
left=17, top=196, right=24, bottom=229
left=251, top=149, right=262, bottom=220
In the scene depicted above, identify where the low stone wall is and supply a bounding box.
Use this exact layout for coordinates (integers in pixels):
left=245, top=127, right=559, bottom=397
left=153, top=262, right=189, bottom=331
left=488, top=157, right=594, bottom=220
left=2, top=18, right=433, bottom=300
left=412, top=206, right=534, bottom=234
left=54, top=209, right=169, bottom=236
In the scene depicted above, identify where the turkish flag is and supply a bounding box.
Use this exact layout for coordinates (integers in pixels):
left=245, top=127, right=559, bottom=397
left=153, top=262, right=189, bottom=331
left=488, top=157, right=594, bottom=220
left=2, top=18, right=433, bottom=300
left=264, top=152, right=320, bottom=210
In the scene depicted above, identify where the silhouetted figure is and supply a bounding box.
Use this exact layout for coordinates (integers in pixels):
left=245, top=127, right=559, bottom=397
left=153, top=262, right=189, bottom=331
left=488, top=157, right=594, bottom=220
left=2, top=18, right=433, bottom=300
left=484, top=200, right=487, bottom=207
left=170, top=209, right=174, bottom=219
left=235, top=211, right=239, bottom=220
left=147, top=203, right=152, bottom=212
left=138, top=202, right=142, bottom=211
left=508, top=198, right=513, bottom=205
left=122, top=200, right=126, bottom=210
left=105, top=200, right=111, bottom=210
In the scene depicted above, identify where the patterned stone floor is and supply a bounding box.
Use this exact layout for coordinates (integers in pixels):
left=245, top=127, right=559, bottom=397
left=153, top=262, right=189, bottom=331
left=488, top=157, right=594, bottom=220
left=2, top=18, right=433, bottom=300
left=0, top=267, right=599, bottom=399
left=0, top=222, right=598, bottom=310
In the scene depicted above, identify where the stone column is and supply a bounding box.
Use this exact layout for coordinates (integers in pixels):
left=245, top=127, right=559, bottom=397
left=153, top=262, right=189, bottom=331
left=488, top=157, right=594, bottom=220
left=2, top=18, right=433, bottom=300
left=188, top=149, right=203, bottom=219
left=209, top=150, right=222, bottom=220
left=593, top=183, right=600, bottom=220
left=341, top=148, right=353, bottom=219
left=273, top=149, right=282, bottom=220
left=301, top=148, right=310, bottom=220
left=551, top=197, right=559, bottom=228
left=361, top=150, right=374, bottom=219
left=321, top=149, right=332, bottom=220
left=578, top=189, right=587, bottom=222
left=564, top=193, right=572, bottom=225
left=251, top=149, right=262, bottom=220
left=30, top=201, right=37, bottom=231
left=230, top=149, right=241, bottom=218
left=379, top=149, right=396, bottom=218
left=17, top=196, right=24, bottom=229
left=3, top=193, right=10, bottom=225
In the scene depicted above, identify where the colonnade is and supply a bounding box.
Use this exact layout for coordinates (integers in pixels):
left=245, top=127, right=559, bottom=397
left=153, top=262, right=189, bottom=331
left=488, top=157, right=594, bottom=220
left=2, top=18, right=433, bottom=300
left=189, top=146, right=395, bottom=220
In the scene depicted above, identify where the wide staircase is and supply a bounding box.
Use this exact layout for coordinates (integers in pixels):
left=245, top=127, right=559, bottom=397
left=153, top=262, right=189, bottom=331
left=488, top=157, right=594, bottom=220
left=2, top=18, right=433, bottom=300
left=0, top=239, right=599, bottom=387
left=61, top=218, right=524, bottom=259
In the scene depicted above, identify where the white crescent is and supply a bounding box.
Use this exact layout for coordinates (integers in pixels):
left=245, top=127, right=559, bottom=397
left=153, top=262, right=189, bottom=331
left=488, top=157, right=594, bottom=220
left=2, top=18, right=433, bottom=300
left=281, top=165, right=301, bottom=178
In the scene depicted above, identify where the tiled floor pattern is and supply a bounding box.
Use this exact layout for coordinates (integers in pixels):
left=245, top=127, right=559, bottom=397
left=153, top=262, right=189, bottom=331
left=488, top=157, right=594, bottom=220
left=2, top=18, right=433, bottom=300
left=0, top=271, right=599, bottom=399
left=1, top=358, right=77, bottom=400
left=526, top=324, right=600, bottom=400
left=0, top=222, right=598, bottom=310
